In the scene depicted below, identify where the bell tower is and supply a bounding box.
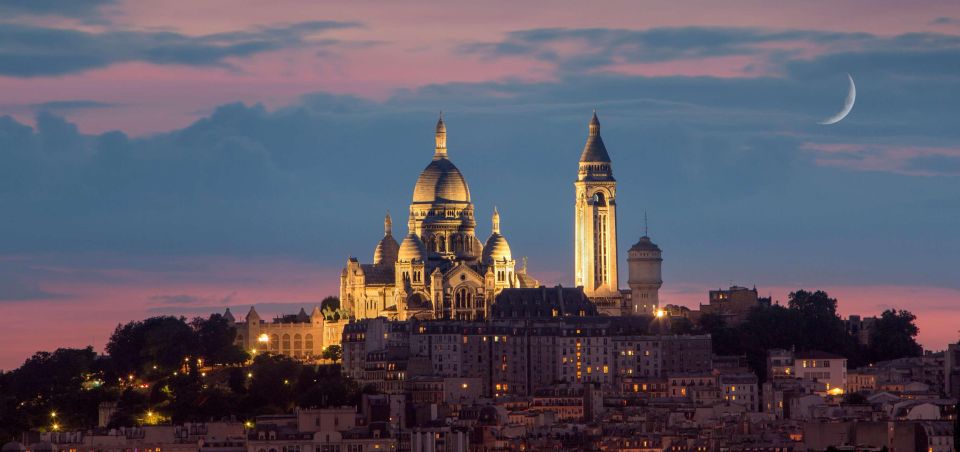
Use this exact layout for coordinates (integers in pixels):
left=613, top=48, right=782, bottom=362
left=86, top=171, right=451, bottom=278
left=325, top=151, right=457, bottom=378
left=574, top=112, right=619, bottom=297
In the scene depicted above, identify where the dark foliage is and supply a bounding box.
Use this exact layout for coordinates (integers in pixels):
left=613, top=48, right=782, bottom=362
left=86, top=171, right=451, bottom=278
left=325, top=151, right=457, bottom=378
left=106, top=316, right=199, bottom=374
left=2, top=316, right=368, bottom=436
left=322, top=345, right=342, bottom=362
left=0, top=347, right=115, bottom=440
left=320, top=296, right=340, bottom=312
left=697, top=290, right=922, bottom=379
left=867, top=309, right=922, bottom=362
left=191, top=314, right=250, bottom=365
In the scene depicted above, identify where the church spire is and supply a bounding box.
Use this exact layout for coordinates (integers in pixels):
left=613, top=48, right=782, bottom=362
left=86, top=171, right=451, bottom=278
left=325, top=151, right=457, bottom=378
left=589, top=109, right=600, bottom=136
left=384, top=211, right=393, bottom=236
left=492, top=206, right=500, bottom=234
left=579, top=110, right=611, bottom=164
left=434, top=112, right=447, bottom=159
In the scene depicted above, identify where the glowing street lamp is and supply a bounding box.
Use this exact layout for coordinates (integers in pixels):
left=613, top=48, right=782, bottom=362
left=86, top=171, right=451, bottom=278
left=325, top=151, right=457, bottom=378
left=655, top=309, right=665, bottom=319
left=258, top=333, right=270, bottom=343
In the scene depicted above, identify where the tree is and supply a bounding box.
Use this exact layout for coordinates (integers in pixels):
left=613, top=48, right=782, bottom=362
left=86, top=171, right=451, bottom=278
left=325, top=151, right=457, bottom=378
left=107, top=316, right=199, bottom=373
left=191, top=314, right=249, bottom=365
left=296, top=364, right=361, bottom=408
left=322, top=345, right=342, bottom=363
left=669, top=317, right=694, bottom=335
left=787, top=290, right=855, bottom=355
left=320, top=296, right=340, bottom=312
left=3, top=347, right=109, bottom=432
left=244, top=354, right=301, bottom=413
left=788, top=289, right=838, bottom=317
left=868, top=309, right=922, bottom=362
left=228, top=368, right=248, bottom=395
left=320, top=296, right=341, bottom=320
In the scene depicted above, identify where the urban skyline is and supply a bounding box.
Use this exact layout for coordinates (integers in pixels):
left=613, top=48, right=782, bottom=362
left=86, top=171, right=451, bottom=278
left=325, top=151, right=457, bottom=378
left=2, top=2, right=960, bottom=451
left=1, top=1, right=959, bottom=371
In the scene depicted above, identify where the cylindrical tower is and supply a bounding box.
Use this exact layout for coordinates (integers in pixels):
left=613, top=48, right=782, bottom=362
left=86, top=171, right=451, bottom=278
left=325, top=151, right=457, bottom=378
left=627, top=235, right=662, bottom=315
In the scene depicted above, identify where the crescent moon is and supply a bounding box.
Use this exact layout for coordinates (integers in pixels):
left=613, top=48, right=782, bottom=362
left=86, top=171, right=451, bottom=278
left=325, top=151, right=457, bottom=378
left=819, top=73, right=856, bottom=125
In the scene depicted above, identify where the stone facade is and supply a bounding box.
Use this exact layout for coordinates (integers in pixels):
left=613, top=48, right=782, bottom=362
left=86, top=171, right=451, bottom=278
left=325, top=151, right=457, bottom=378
left=341, top=113, right=664, bottom=322
left=228, top=306, right=327, bottom=358
left=340, top=116, right=540, bottom=323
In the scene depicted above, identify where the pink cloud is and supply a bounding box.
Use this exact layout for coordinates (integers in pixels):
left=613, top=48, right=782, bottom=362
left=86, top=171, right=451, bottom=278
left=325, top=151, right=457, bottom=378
left=802, top=142, right=960, bottom=176
left=2, top=0, right=956, bottom=135
left=0, top=254, right=340, bottom=369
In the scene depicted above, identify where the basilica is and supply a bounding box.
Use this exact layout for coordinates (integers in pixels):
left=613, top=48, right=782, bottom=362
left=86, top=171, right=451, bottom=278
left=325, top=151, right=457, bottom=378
left=339, top=112, right=664, bottom=321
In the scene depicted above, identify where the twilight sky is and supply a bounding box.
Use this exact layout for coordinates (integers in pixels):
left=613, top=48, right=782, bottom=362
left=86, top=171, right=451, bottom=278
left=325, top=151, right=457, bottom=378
left=2, top=0, right=960, bottom=369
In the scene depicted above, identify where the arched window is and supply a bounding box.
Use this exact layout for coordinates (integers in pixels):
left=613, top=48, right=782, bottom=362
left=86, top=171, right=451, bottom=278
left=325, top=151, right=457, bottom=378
left=455, top=287, right=472, bottom=310
left=237, top=334, right=244, bottom=345
left=305, top=334, right=314, bottom=353
left=281, top=334, right=291, bottom=353
left=593, top=192, right=606, bottom=206
left=438, top=234, right=446, bottom=252
left=293, top=334, right=302, bottom=356
left=270, top=334, right=280, bottom=351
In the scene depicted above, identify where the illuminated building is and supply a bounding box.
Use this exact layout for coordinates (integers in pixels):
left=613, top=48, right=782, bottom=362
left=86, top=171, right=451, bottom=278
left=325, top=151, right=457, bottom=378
left=341, top=112, right=663, bottom=321
left=574, top=112, right=620, bottom=307
left=228, top=306, right=333, bottom=358
left=340, top=115, right=539, bottom=322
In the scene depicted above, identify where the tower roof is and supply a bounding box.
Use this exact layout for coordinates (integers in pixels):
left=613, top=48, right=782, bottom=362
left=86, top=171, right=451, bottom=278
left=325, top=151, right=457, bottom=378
left=580, top=111, right=611, bottom=163
left=434, top=113, right=447, bottom=159
left=629, top=235, right=661, bottom=252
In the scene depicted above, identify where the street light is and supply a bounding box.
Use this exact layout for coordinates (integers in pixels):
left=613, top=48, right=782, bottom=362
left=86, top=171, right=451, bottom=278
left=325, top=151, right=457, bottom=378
left=258, top=333, right=270, bottom=343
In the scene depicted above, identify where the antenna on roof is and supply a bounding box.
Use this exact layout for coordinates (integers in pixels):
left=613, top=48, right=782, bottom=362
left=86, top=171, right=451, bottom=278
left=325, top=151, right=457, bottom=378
left=644, top=211, right=649, bottom=236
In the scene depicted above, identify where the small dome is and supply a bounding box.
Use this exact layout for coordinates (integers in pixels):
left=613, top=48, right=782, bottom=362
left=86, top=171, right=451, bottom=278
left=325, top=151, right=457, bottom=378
left=374, top=212, right=400, bottom=264
left=629, top=236, right=661, bottom=253
left=413, top=158, right=471, bottom=203
left=398, top=233, right=427, bottom=262
left=482, top=234, right=511, bottom=264
left=373, top=235, right=400, bottom=265
left=482, top=207, right=512, bottom=264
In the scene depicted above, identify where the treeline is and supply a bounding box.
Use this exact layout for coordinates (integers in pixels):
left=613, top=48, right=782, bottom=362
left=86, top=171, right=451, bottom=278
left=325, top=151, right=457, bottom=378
left=676, top=290, right=923, bottom=380
left=0, top=313, right=364, bottom=442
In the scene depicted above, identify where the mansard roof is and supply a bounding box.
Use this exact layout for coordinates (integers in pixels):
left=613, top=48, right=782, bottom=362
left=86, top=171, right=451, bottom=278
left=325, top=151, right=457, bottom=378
left=491, top=285, right=598, bottom=319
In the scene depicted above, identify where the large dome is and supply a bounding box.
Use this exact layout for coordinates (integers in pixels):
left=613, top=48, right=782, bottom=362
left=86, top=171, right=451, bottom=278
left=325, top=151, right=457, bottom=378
left=412, top=158, right=471, bottom=203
